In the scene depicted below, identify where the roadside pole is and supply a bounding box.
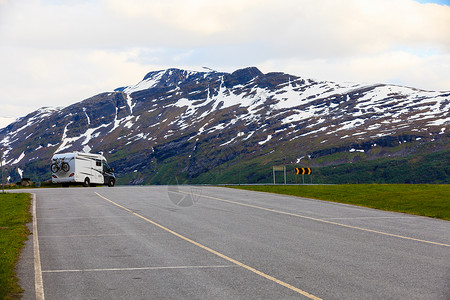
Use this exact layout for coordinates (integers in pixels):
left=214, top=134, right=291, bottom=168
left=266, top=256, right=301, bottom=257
left=1, top=151, right=4, bottom=193
left=237, top=131, right=244, bottom=186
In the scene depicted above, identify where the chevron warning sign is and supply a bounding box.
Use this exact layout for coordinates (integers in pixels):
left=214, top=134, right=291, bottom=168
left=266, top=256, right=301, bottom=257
left=295, top=167, right=311, bottom=175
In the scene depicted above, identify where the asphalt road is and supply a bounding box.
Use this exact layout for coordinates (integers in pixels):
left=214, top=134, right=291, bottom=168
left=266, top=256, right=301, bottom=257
left=17, top=186, right=450, bottom=299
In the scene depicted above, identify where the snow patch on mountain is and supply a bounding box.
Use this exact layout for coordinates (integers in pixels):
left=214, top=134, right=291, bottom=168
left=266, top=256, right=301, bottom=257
left=258, top=134, right=272, bottom=145
left=10, top=152, right=25, bottom=165
left=17, top=167, right=23, bottom=178
left=123, top=70, right=165, bottom=94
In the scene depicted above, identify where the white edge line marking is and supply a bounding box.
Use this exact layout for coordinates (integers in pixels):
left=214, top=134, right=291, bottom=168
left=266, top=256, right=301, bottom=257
left=32, top=193, right=45, bottom=300
left=323, top=217, right=418, bottom=220
left=183, top=191, right=450, bottom=248
left=42, top=265, right=237, bottom=273
left=94, top=192, right=322, bottom=300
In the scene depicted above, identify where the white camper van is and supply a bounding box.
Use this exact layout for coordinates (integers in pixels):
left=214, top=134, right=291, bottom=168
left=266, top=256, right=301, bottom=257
left=51, top=152, right=116, bottom=187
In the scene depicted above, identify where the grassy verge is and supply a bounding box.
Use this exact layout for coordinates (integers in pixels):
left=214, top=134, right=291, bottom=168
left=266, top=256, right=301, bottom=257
left=0, top=193, right=32, bottom=299
left=227, top=184, right=450, bottom=221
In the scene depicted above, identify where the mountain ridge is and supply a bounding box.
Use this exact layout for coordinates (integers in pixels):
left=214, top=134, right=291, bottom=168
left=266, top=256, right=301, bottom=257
left=0, top=67, right=448, bottom=184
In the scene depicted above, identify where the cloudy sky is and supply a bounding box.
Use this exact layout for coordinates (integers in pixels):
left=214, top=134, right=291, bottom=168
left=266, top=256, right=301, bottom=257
left=1, top=0, right=449, bottom=122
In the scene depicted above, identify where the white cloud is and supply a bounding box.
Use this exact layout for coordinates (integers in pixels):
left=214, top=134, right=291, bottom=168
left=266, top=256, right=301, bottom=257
left=347, top=51, right=450, bottom=90
left=0, top=47, right=156, bottom=116
left=102, top=0, right=259, bottom=36
left=4, top=0, right=449, bottom=52
left=259, top=51, right=450, bottom=91
left=0, top=0, right=449, bottom=118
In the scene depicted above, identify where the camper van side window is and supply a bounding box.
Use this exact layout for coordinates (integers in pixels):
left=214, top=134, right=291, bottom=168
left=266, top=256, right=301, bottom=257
left=96, top=160, right=101, bottom=167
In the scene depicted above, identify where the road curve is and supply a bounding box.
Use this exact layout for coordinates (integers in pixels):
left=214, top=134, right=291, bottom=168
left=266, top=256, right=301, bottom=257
left=17, top=186, right=450, bottom=299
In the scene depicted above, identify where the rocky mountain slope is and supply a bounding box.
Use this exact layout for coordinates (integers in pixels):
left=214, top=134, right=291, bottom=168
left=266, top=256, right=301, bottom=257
left=0, top=67, right=448, bottom=184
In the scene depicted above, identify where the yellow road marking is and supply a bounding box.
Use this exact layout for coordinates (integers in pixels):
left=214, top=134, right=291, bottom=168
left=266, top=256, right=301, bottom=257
left=95, top=192, right=322, bottom=300
left=183, top=191, right=450, bottom=248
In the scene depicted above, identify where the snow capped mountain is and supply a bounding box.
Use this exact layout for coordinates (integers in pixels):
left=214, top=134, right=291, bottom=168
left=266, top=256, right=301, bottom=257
left=0, top=67, right=448, bottom=184
left=117, top=67, right=448, bottom=146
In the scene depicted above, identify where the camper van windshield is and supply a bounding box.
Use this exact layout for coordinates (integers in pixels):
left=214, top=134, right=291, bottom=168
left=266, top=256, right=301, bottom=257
left=103, top=161, right=112, bottom=173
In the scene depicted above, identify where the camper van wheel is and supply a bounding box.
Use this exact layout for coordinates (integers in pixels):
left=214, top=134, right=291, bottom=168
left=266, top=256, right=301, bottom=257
left=51, top=163, right=59, bottom=173
left=108, top=178, right=115, bottom=187
left=83, top=177, right=90, bottom=187
left=61, top=162, right=70, bottom=172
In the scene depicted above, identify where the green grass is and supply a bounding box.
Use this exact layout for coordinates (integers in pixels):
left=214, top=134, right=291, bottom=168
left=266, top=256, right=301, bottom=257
left=228, top=184, right=450, bottom=221
left=0, top=193, right=31, bottom=299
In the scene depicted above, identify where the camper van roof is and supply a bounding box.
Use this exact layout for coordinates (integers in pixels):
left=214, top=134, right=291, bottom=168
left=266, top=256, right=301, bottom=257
left=52, top=152, right=106, bottom=160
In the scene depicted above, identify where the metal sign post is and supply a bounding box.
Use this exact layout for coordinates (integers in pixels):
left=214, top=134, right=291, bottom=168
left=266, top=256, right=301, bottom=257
left=1, top=151, right=4, bottom=193
left=273, top=165, right=286, bottom=184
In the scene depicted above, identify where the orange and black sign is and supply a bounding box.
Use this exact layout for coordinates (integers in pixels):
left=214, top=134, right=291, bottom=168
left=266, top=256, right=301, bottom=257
left=295, top=167, right=311, bottom=175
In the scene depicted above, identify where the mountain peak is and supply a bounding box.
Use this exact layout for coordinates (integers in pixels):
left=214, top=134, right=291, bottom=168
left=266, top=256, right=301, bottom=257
left=123, top=67, right=265, bottom=95
left=231, top=67, right=263, bottom=83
